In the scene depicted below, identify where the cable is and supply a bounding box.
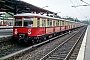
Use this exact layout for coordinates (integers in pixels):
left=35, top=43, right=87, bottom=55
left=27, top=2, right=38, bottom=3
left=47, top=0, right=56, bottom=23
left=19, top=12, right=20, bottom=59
left=76, top=0, right=80, bottom=5
left=80, top=0, right=90, bottom=5
left=70, top=0, right=84, bottom=18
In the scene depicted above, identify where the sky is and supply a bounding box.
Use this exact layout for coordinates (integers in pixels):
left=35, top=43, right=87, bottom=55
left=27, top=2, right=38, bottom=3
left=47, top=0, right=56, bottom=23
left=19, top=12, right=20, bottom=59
left=21, top=0, right=90, bottom=20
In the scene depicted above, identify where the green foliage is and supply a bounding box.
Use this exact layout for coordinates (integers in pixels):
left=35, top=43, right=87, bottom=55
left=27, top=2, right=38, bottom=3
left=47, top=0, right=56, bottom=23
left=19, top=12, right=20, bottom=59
left=81, top=20, right=89, bottom=25
left=0, top=12, right=13, bottom=20
left=61, top=17, right=75, bottom=21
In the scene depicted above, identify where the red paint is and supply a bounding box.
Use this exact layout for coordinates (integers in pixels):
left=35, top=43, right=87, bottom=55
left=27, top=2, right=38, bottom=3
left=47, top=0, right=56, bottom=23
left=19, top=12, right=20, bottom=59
left=55, top=26, right=60, bottom=32
left=13, top=27, right=46, bottom=36
left=60, top=26, right=65, bottom=31
left=45, top=27, right=54, bottom=34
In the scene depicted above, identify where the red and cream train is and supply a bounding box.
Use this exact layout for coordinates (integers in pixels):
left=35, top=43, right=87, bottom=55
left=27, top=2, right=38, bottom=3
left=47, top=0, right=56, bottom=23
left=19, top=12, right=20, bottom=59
left=13, top=13, right=84, bottom=44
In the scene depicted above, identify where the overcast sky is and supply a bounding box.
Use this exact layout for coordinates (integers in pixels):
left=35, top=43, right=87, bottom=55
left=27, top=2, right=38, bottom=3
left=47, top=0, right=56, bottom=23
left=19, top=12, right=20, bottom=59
left=21, top=0, right=90, bottom=20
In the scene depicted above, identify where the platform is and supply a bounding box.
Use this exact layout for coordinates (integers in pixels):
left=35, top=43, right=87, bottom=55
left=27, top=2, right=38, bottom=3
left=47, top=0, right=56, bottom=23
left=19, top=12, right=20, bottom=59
left=76, top=25, right=89, bottom=60
left=0, top=28, right=12, bottom=39
left=0, top=35, right=12, bottom=38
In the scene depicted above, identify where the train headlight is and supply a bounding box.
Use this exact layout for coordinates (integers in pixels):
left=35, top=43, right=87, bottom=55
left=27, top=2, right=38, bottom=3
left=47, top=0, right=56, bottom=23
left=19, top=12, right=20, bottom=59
left=28, top=29, right=31, bottom=34
left=14, top=29, right=18, bottom=34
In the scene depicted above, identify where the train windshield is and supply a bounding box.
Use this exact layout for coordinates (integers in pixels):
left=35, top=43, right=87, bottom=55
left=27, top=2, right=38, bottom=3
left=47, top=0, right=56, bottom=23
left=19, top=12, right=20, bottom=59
left=24, top=18, right=33, bottom=27
left=15, top=18, right=22, bottom=26
left=15, top=18, right=33, bottom=27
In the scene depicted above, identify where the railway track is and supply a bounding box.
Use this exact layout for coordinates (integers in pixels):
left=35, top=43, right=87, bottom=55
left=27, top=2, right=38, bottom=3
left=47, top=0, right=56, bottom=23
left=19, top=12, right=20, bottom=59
left=0, top=41, right=28, bottom=58
left=0, top=31, right=70, bottom=60
left=68, top=27, right=86, bottom=60
left=40, top=26, right=87, bottom=60
left=0, top=26, right=86, bottom=60
left=0, top=36, right=12, bottom=43
left=14, top=26, right=86, bottom=60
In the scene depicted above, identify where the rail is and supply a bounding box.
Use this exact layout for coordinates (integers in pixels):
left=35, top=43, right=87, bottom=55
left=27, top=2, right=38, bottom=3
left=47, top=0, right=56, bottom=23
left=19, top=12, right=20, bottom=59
left=0, top=26, right=86, bottom=60
left=0, top=30, right=69, bottom=60
left=40, top=26, right=87, bottom=60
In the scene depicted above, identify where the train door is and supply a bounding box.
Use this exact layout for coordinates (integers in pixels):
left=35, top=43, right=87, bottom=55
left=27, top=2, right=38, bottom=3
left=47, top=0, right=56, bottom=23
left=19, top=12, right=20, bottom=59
left=42, top=18, right=46, bottom=34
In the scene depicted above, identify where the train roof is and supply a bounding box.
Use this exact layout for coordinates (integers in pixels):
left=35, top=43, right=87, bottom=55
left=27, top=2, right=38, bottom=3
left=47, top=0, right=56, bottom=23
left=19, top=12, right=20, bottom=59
left=14, top=13, right=78, bottom=23
left=14, top=13, right=73, bottom=22
left=14, top=13, right=61, bottom=20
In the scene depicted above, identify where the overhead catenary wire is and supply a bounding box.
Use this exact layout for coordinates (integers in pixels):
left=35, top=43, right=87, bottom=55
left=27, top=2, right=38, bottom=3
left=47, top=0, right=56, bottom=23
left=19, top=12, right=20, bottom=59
left=80, top=0, right=90, bottom=5
left=70, top=0, right=85, bottom=19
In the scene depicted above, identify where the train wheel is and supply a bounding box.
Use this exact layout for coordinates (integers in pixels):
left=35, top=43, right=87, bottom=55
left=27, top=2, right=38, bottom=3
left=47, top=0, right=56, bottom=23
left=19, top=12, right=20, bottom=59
left=18, top=39, right=22, bottom=43
left=31, top=40, right=35, bottom=45
left=24, top=39, right=28, bottom=42
left=35, top=39, right=39, bottom=43
left=38, top=39, right=42, bottom=43
left=44, top=37, right=46, bottom=41
left=41, top=36, right=46, bottom=41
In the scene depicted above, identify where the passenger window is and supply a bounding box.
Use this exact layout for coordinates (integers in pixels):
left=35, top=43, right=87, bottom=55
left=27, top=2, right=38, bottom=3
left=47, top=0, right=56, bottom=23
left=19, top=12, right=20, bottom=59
left=37, top=18, right=40, bottom=27
left=56, top=20, right=59, bottom=26
left=62, top=21, right=64, bottom=26
left=47, top=20, right=49, bottom=27
left=42, top=19, right=46, bottom=27
left=49, top=20, right=52, bottom=26
left=53, top=20, right=55, bottom=26
left=44, top=20, right=46, bottom=27
left=59, top=21, right=61, bottom=26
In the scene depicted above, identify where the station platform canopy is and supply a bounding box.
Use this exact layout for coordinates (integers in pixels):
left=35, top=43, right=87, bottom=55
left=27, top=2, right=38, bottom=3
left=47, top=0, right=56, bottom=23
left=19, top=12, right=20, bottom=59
left=0, top=0, right=56, bottom=15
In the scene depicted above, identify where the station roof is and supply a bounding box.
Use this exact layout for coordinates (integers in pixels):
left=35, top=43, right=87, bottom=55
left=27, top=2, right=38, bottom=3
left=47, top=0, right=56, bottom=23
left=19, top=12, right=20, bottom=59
left=0, top=0, right=56, bottom=14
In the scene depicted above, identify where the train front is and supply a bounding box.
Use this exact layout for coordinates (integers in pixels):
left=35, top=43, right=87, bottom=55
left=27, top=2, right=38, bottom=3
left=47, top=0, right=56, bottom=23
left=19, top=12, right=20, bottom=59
left=13, top=15, right=33, bottom=43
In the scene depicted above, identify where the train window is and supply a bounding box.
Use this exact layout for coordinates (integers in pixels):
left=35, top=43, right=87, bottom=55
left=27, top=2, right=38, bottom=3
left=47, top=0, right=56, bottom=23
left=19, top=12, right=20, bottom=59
left=56, top=20, right=59, bottom=26
left=62, top=21, right=64, bottom=26
left=44, top=20, right=46, bottom=27
left=67, top=22, right=69, bottom=26
left=15, top=18, right=22, bottom=26
left=42, top=20, right=43, bottom=27
left=49, top=20, right=52, bottom=26
left=47, top=20, right=52, bottom=27
left=42, top=19, right=46, bottom=27
left=69, top=22, right=71, bottom=26
left=58, top=21, right=59, bottom=26
left=53, top=20, right=55, bottom=26
left=24, top=21, right=33, bottom=27
left=24, top=18, right=33, bottom=27
left=56, top=20, right=58, bottom=26
left=37, top=18, right=40, bottom=27
left=59, top=21, right=61, bottom=26
left=65, top=21, right=67, bottom=26
left=47, top=20, right=49, bottom=26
